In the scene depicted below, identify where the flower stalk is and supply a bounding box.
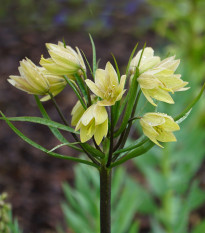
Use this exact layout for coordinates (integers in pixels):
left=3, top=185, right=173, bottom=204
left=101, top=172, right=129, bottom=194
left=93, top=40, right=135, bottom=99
left=100, top=164, right=112, bottom=233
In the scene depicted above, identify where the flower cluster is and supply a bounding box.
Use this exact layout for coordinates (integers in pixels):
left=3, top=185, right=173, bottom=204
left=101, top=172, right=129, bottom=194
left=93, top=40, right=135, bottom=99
left=8, top=42, right=189, bottom=148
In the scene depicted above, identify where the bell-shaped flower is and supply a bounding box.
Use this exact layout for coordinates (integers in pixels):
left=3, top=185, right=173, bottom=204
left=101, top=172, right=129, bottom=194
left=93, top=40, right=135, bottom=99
left=85, top=62, right=126, bottom=106
left=40, top=41, right=86, bottom=76
left=8, top=58, right=67, bottom=101
left=75, top=104, right=108, bottom=145
left=138, top=56, right=189, bottom=106
left=140, top=112, right=180, bottom=148
left=8, top=58, right=49, bottom=95
left=130, top=47, right=161, bottom=75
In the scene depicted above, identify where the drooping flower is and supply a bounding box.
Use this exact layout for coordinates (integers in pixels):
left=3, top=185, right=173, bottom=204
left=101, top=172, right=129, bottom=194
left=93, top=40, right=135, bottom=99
left=75, top=104, right=108, bottom=145
left=138, top=56, right=189, bottom=106
left=71, top=100, right=86, bottom=127
left=140, top=112, right=180, bottom=148
left=85, top=62, right=126, bottom=106
left=40, top=41, right=86, bottom=76
left=8, top=58, right=67, bottom=101
left=8, top=58, right=49, bottom=95
left=130, top=47, right=161, bottom=75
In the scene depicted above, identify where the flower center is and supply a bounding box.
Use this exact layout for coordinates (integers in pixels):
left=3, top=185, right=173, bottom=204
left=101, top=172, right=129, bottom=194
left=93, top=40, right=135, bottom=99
left=154, top=125, right=164, bottom=134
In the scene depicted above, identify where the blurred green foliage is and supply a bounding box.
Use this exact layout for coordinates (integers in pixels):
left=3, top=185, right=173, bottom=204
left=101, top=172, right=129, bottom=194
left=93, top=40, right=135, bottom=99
left=57, top=163, right=143, bottom=233
left=0, top=193, right=22, bottom=233
left=58, top=145, right=205, bottom=233
left=148, top=0, right=205, bottom=87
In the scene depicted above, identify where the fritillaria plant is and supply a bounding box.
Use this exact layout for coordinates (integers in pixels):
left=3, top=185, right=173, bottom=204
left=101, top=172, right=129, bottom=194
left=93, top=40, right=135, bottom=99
left=1, top=36, right=204, bottom=233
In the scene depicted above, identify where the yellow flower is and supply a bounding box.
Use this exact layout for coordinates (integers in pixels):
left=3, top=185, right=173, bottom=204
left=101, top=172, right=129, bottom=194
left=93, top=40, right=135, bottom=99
left=8, top=58, right=49, bottom=95
left=130, top=47, right=161, bottom=74
left=140, top=112, right=180, bottom=148
left=138, top=56, right=189, bottom=106
left=85, top=62, right=126, bottom=106
left=40, top=41, right=86, bottom=76
left=75, top=104, right=108, bottom=145
left=8, top=58, right=67, bottom=101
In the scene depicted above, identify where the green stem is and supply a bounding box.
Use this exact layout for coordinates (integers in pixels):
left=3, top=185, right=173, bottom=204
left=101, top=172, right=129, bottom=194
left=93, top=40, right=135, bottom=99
left=100, top=165, right=111, bottom=233
left=106, top=107, right=114, bottom=167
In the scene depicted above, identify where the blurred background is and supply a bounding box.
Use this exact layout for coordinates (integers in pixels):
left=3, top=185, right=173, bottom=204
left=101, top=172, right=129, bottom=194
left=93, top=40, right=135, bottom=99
left=0, top=0, right=205, bottom=232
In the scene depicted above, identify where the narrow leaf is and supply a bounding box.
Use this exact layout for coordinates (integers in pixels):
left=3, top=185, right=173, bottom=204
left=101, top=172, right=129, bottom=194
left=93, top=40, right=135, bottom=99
left=1, top=112, right=97, bottom=167
left=89, top=34, right=97, bottom=77
left=125, top=43, right=138, bottom=76
left=111, top=53, right=121, bottom=82
left=113, top=136, right=148, bottom=155
left=63, top=75, right=87, bottom=109
left=174, top=82, right=205, bottom=121
left=0, top=116, right=77, bottom=134
left=110, top=140, right=154, bottom=168
left=48, top=142, right=81, bottom=152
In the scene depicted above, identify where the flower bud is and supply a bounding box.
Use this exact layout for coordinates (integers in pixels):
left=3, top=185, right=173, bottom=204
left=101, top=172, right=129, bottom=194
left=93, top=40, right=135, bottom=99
left=85, top=62, right=126, bottom=106
left=8, top=58, right=49, bottom=95
left=140, top=112, right=180, bottom=148
left=40, top=41, right=86, bottom=76
left=8, top=58, right=67, bottom=101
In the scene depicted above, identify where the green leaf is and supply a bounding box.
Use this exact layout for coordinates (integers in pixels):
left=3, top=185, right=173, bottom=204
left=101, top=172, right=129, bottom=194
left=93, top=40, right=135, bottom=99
left=1, top=112, right=97, bottom=167
left=125, top=43, right=138, bottom=77
left=113, top=136, right=148, bottom=155
left=129, top=222, right=139, bottom=233
left=89, top=34, right=97, bottom=77
left=48, top=142, right=81, bottom=152
left=114, top=72, right=139, bottom=137
left=75, top=73, right=89, bottom=103
left=111, top=53, right=121, bottom=82
left=0, top=116, right=77, bottom=134
left=111, top=140, right=154, bottom=168
left=81, top=49, right=94, bottom=79
left=63, top=75, right=87, bottom=109
left=174, top=82, right=205, bottom=121
left=35, top=95, right=71, bottom=145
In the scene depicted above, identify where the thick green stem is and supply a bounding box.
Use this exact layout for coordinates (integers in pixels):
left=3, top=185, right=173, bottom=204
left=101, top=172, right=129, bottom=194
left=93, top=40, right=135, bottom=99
left=100, top=165, right=111, bottom=233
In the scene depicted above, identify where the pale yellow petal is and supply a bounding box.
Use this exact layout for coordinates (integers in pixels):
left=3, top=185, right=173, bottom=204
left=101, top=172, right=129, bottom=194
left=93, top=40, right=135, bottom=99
left=49, top=50, right=79, bottom=72
left=93, top=105, right=108, bottom=125
left=80, top=123, right=95, bottom=143
left=71, top=101, right=85, bottom=126
left=80, top=105, right=95, bottom=126
left=162, top=118, right=180, bottom=131
left=94, top=118, right=108, bottom=145
left=105, top=62, right=118, bottom=86
left=138, top=75, right=161, bottom=89
left=119, top=75, right=126, bottom=90
left=140, top=56, right=160, bottom=73
left=116, top=89, right=126, bottom=102
left=40, top=57, right=70, bottom=75
left=143, top=113, right=165, bottom=126
left=156, top=131, right=176, bottom=142
left=85, top=79, right=104, bottom=98
left=95, top=69, right=109, bottom=90
left=148, top=88, right=175, bottom=104
left=141, top=89, right=157, bottom=106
